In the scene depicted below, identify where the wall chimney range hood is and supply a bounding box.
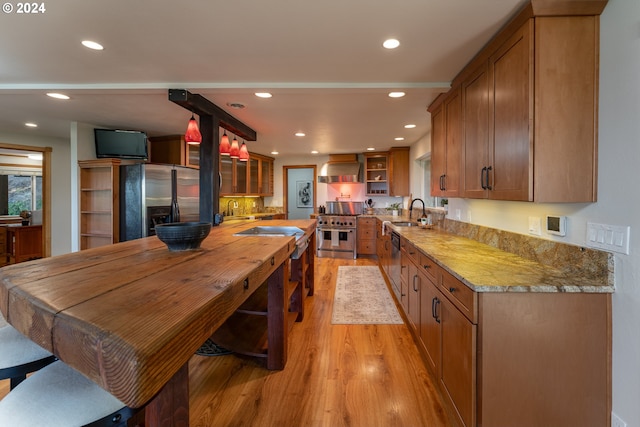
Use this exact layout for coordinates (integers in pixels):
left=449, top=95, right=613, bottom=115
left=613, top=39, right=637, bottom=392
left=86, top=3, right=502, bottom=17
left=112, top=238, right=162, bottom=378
left=318, top=154, right=362, bottom=183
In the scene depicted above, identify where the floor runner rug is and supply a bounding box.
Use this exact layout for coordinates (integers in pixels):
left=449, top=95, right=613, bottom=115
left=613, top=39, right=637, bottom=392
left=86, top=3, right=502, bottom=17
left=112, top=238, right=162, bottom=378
left=331, top=266, right=403, bottom=325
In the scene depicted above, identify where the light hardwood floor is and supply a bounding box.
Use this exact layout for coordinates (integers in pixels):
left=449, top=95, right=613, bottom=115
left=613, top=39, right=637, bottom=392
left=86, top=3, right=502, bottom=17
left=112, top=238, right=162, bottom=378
left=1, top=257, right=452, bottom=427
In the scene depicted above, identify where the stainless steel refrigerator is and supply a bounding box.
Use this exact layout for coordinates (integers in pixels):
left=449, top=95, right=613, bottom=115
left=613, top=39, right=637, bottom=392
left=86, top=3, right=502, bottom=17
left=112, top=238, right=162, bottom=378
left=120, top=163, right=199, bottom=241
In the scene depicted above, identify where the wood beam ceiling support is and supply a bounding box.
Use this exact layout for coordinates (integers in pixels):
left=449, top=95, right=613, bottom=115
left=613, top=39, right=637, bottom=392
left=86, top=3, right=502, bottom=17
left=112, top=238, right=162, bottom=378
left=168, top=89, right=257, bottom=141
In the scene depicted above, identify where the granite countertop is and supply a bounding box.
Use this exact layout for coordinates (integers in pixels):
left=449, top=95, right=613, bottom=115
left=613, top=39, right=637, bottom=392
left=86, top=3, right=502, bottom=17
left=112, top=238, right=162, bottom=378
left=383, top=218, right=614, bottom=294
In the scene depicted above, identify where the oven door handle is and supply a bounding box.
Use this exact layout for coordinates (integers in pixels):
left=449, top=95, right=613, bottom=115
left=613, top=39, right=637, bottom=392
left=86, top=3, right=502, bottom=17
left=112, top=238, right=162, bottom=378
left=317, top=228, right=354, bottom=233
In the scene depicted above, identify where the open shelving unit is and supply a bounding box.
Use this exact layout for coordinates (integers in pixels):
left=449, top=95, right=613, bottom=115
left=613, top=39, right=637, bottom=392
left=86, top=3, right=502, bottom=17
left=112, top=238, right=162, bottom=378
left=79, top=159, right=121, bottom=250
left=364, top=153, right=389, bottom=196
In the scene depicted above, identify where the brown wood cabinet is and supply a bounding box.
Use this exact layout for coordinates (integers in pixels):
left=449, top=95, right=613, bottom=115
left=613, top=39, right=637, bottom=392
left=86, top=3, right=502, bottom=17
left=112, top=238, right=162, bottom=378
left=0, top=227, right=7, bottom=266
left=449, top=2, right=604, bottom=202
left=79, top=159, right=120, bottom=250
left=149, top=135, right=274, bottom=196
left=356, top=216, right=376, bottom=256
left=148, top=135, right=200, bottom=169
left=364, top=149, right=410, bottom=197
left=429, top=89, right=462, bottom=198
left=375, top=219, right=392, bottom=277
left=389, top=147, right=410, bottom=196
left=6, top=225, right=43, bottom=264
left=393, top=233, right=609, bottom=427
left=221, top=153, right=274, bottom=196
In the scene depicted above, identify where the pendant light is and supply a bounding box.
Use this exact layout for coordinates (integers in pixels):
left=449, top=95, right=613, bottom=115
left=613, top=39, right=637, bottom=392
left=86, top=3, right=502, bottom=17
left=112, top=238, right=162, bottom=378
left=229, top=136, right=240, bottom=159
left=239, top=141, right=249, bottom=162
left=219, top=131, right=231, bottom=156
left=184, top=113, right=202, bottom=145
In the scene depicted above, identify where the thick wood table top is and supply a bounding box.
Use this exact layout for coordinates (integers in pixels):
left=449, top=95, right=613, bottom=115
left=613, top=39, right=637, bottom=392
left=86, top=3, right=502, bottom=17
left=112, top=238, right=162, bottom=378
left=0, top=219, right=316, bottom=408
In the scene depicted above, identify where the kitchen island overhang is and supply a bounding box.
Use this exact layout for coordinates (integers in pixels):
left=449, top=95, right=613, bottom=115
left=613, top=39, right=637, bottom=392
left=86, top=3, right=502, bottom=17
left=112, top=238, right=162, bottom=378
left=0, top=219, right=316, bottom=419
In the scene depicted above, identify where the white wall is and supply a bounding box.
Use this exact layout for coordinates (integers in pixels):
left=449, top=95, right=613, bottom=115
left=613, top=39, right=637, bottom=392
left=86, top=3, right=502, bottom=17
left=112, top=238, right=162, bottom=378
left=270, top=154, right=408, bottom=211
left=409, top=1, right=640, bottom=423
left=0, top=130, right=72, bottom=256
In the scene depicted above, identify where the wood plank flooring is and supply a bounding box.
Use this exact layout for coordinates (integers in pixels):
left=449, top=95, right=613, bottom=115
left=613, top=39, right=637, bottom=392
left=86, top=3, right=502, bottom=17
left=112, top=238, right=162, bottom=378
left=0, top=257, right=452, bottom=427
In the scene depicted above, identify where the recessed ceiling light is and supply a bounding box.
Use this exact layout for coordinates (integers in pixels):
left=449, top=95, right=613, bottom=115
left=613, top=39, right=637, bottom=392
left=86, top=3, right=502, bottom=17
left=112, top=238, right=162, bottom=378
left=388, top=92, right=405, bottom=98
left=295, top=132, right=305, bottom=137
left=367, top=147, right=376, bottom=151
left=383, top=39, right=400, bottom=49
left=404, top=124, right=416, bottom=129
left=81, top=40, right=104, bottom=50
left=25, top=122, right=38, bottom=128
left=311, top=150, right=319, bottom=154
left=271, top=151, right=279, bottom=155
left=255, top=92, right=272, bottom=98
left=395, top=137, right=405, bottom=141
left=46, top=92, right=70, bottom=100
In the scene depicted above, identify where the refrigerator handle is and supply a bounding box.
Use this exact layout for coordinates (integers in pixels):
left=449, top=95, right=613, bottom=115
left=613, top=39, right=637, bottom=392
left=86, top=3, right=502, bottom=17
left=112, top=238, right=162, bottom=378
left=170, top=169, right=180, bottom=222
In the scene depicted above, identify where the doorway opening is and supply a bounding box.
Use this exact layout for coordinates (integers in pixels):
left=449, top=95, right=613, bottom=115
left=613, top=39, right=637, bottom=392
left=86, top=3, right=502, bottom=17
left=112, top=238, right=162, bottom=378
left=283, top=165, right=317, bottom=220
left=0, top=143, right=51, bottom=259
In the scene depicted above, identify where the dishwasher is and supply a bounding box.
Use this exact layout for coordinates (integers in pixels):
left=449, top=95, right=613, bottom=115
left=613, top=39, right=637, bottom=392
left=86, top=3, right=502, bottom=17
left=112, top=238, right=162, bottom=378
left=390, top=231, right=402, bottom=300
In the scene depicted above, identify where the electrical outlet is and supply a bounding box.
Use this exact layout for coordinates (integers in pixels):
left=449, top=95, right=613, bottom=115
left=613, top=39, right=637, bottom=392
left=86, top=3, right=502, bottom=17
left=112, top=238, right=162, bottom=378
left=586, top=222, right=631, bottom=255
left=612, top=412, right=627, bottom=427
left=528, top=216, right=541, bottom=236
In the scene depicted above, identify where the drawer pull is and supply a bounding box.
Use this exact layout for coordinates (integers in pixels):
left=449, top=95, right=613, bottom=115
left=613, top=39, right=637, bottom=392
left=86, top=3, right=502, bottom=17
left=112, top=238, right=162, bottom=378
left=449, top=287, right=456, bottom=293
left=432, top=297, right=441, bottom=323
left=423, top=264, right=430, bottom=269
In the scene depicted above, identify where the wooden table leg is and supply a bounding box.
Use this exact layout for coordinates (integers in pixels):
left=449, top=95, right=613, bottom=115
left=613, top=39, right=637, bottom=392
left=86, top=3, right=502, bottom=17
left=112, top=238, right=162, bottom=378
left=267, top=263, right=287, bottom=370
left=128, top=362, right=190, bottom=427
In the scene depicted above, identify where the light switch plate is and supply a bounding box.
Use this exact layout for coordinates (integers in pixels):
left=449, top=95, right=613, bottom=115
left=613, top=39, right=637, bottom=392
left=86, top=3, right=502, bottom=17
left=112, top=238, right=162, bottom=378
left=586, top=222, right=630, bottom=255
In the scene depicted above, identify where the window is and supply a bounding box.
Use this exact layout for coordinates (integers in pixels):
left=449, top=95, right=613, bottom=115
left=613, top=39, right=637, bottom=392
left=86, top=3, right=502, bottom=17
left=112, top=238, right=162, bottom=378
left=4, top=175, right=42, bottom=215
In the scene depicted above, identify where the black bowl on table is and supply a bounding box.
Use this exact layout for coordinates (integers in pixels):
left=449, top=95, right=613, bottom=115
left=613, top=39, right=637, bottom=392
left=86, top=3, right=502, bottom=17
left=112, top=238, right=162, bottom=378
left=155, top=222, right=212, bottom=251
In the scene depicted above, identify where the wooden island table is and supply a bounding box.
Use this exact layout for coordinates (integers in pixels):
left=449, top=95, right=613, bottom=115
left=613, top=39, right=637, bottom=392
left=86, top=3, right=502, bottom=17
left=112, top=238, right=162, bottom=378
left=0, top=219, right=316, bottom=426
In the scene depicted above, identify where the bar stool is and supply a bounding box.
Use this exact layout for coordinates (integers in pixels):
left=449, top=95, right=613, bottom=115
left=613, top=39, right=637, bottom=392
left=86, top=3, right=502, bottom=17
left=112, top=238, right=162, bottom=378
left=0, top=360, right=135, bottom=427
left=0, top=316, right=56, bottom=389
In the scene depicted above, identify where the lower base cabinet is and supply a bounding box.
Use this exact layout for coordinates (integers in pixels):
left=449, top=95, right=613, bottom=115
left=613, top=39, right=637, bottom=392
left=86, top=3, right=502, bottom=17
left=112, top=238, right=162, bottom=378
left=392, top=236, right=610, bottom=427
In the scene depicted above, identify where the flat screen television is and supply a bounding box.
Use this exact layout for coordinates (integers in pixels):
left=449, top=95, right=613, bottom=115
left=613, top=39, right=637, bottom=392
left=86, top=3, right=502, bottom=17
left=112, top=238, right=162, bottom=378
left=94, top=128, right=148, bottom=160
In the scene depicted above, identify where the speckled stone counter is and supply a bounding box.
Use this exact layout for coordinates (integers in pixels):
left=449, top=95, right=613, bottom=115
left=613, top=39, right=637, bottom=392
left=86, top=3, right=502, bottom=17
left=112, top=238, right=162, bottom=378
left=381, top=216, right=614, bottom=293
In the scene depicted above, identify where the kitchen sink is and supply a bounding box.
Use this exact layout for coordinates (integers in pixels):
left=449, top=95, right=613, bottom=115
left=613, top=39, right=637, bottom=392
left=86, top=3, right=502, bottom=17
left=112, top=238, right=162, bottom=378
left=234, top=226, right=304, bottom=238
left=234, top=226, right=308, bottom=259
left=391, top=221, right=419, bottom=227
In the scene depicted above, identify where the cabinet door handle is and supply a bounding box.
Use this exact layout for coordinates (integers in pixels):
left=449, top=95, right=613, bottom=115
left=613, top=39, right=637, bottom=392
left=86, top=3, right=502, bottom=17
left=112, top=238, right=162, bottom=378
left=481, top=167, right=487, bottom=190
left=432, top=297, right=441, bottom=323
left=440, top=174, right=446, bottom=191
left=486, top=166, right=493, bottom=190
left=412, top=275, right=419, bottom=292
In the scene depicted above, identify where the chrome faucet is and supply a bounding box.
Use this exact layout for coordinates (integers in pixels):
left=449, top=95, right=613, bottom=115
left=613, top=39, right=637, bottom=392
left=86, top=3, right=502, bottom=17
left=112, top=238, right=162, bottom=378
left=227, top=200, right=238, bottom=216
left=409, top=198, right=426, bottom=220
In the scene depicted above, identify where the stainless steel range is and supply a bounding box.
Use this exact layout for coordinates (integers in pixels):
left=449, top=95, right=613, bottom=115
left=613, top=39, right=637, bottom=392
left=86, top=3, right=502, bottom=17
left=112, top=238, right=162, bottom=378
left=316, top=201, right=363, bottom=259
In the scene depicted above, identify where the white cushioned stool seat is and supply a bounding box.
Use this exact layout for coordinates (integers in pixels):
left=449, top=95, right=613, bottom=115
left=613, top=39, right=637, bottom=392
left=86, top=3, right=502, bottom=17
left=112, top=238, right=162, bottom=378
left=0, top=360, right=128, bottom=427
left=0, top=323, right=53, bottom=371
left=0, top=318, right=56, bottom=389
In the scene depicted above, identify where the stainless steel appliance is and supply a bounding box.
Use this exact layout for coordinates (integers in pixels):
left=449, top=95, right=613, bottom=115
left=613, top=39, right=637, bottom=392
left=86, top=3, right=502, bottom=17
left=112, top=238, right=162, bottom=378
left=120, top=163, right=199, bottom=241
left=316, top=201, right=363, bottom=259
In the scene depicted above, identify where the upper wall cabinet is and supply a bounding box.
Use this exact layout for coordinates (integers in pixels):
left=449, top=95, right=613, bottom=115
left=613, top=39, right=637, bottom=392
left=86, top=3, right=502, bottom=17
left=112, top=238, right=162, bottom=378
left=220, top=153, right=274, bottom=197
left=149, top=135, right=273, bottom=196
left=435, top=0, right=606, bottom=203
left=148, top=135, right=199, bottom=169
left=429, top=88, right=462, bottom=198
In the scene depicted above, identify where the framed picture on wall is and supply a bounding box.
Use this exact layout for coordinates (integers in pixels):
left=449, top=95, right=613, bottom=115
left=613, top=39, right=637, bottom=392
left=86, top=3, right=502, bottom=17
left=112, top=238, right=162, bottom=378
left=296, top=180, right=313, bottom=208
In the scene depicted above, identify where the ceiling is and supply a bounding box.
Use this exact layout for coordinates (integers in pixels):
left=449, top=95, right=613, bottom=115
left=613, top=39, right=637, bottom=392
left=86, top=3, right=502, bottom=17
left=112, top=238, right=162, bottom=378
left=0, top=0, right=527, bottom=157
